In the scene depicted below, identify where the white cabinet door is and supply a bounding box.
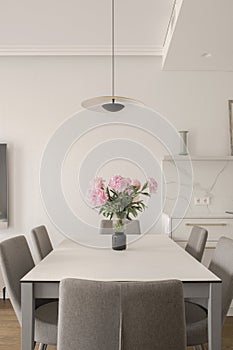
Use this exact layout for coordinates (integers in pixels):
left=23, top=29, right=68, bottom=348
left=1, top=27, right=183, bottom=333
left=171, top=218, right=233, bottom=242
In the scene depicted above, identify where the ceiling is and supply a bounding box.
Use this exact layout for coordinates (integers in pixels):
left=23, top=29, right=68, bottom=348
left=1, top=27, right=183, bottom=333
left=0, top=0, right=175, bottom=55
left=163, top=0, right=233, bottom=71
left=0, top=0, right=232, bottom=71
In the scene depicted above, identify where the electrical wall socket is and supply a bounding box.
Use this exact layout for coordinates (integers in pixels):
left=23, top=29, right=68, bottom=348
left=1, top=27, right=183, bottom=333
left=194, top=197, right=210, bottom=206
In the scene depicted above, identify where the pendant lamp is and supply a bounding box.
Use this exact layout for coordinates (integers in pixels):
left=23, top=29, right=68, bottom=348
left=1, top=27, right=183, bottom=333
left=81, top=0, right=143, bottom=113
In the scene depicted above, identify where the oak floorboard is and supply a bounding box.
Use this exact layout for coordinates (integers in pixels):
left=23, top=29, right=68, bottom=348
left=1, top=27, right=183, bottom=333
left=0, top=299, right=232, bottom=349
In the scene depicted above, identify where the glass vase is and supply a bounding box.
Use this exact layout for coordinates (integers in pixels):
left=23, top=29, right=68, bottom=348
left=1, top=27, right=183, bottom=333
left=112, top=216, right=126, bottom=251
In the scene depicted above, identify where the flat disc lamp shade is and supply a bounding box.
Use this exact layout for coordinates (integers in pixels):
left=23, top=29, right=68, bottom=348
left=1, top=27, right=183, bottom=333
left=81, top=96, right=144, bottom=113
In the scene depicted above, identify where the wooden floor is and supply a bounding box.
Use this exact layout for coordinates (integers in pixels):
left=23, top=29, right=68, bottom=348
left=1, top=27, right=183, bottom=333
left=0, top=299, right=232, bottom=349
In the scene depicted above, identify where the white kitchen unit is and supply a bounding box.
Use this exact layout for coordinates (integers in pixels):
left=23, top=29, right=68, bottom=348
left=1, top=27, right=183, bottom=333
left=162, top=156, right=233, bottom=315
left=170, top=215, right=233, bottom=316
left=170, top=216, right=233, bottom=266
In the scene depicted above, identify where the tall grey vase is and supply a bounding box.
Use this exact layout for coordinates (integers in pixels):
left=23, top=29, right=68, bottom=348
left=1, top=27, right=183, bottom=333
left=179, top=130, right=188, bottom=155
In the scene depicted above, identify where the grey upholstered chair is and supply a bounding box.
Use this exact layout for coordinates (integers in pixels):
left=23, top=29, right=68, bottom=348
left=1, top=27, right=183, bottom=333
left=0, top=236, right=58, bottom=350
left=99, top=219, right=141, bottom=234
left=185, top=236, right=233, bottom=348
left=185, top=226, right=208, bottom=262
left=31, top=225, right=53, bottom=261
left=120, top=279, right=186, bottom=350
left=57, top=278, right=186, bottom=350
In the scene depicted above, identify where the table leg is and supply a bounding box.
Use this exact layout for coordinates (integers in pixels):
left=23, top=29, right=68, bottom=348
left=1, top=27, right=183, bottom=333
left=208, top=282, right=222, bottom=350
left=21, top=283, right=35, bottom=350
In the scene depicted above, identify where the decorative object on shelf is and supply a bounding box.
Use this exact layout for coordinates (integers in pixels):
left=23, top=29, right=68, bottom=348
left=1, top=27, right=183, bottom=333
left=81, top=0, right=143, bottom=113
left=228, top=100, right=233, bottom=155
left=87, top=175, right=157, bottom=250
left=179, top=130, right=189, bottom=155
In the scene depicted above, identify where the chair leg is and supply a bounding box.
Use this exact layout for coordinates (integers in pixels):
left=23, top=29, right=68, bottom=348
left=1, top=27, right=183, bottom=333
left=2, top=287, right=6, bottom=300
left=38, top=344, right=47, bottom=350
left=200, top=345, right=205, bottom=350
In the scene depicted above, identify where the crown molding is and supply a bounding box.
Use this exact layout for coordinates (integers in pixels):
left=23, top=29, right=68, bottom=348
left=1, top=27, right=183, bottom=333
left=0, top=45, right=163, bottom=56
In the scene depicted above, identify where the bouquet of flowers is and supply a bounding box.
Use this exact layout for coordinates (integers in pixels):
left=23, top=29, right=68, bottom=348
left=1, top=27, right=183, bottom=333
left=87, top=175, right=157, bottom=231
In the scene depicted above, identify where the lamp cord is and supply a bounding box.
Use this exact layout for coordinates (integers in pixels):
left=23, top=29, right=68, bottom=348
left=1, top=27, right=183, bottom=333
left=112, top=0, right=115, bottom=102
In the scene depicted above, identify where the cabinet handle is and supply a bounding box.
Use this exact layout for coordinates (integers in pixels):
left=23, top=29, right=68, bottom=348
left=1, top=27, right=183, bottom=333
left=185, top=223, right=227, bottom=227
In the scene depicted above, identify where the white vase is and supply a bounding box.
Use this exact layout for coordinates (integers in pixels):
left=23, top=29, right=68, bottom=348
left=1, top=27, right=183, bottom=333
left=179, top=130, right=188, bottom=155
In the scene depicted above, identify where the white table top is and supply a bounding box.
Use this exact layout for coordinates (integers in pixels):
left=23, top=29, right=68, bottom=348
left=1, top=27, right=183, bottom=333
left=22, top=235, right=220, bottom=283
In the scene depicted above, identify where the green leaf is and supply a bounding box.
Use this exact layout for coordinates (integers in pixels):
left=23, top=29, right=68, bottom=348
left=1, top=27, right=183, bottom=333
left=131, top=207, right=138, bottom=217
left=110, top=189, right=118, bottom=196
left=141, top=182, right=148, bottom=191
left=106, top=187, right=112, bottom=201
left=99, top=208, right=105, bottom=215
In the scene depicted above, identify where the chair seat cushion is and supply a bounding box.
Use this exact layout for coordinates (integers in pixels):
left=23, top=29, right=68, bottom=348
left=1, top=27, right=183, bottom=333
left=35, top=301, right=58, bottom=345
left=185, top=301, right=208, bottom=346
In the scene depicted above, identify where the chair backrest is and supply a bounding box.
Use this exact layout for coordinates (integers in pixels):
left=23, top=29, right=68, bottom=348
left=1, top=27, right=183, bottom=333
left=99, top=219, right=141, bottom=235
left=121, top=280, right=186, bottom=350
left=185, top=226, right=208, bottom=262
left=58, top=279, right=121, bottom=350
left=57, top=279, right=186, bottom=350
left=31, top=225, right=53, bottom=261
left=0, top=235, right=35, bottom=324
left=209, top=237, right=233, bottom=323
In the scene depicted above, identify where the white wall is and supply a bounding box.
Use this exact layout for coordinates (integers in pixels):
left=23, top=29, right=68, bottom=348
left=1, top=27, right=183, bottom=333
left=0, top=56, right=233, bottom=247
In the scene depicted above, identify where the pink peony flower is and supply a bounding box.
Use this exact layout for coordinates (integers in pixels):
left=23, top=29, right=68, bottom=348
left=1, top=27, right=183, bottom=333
left=108, top=175, right=123, bottom=190
left=117, top=178, right=131, bottom=192
left=108, top=175, right=131, bottom=192
left=148, top=178, right=158, bottom=193
left=90, top=177, right=105, bottom=189
left=131, top=179, right=141, bottom=188
left=87, top=188, right=107, bottom=206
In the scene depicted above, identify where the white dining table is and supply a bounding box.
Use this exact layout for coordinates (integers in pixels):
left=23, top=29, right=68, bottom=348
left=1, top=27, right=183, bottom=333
left=21, top=234, right=222, bottom=350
